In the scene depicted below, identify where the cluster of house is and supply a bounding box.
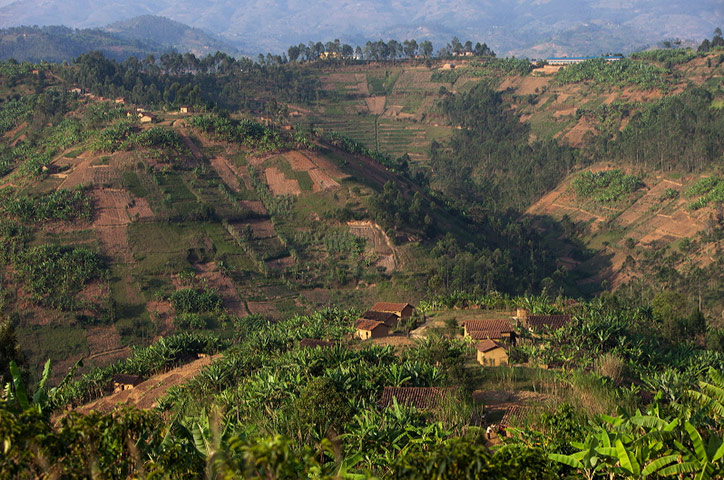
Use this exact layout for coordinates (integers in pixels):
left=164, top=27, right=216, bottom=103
left=468, top=309, right=571, bottom=367
left=353, top=302, right=416, bottom=339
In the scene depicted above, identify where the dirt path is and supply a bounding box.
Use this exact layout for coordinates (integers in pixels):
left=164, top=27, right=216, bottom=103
left=73, top=355, right=219, bottom=414
left=87, top=346, right=131, bottom=361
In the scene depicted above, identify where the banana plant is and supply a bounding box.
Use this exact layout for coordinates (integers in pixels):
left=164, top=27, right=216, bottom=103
left=3, top=359, right=81, bottom=415
left=549, top=431, right=613, bottom=480
left=657, top=420, right=724, bottom=479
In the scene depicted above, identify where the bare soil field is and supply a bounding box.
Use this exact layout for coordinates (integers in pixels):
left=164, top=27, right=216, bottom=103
left=308, top=168, right=340, bottom=192
left=265, top=167, right=301, bottom=195
left=562, top=117, right=597, bottom=148
left=147, top=300, right=173, bottom=336
left=266, top=255, right=295, bottom=270
left=246, top=301, right=280, bottom=318
left=73, top=355, right=218, bottom=414
left=58, top=153, right=95, bottom=188
left=209, top=156, right=243, bottom=192
left=365, top=96, right=386, bottom=115
left=246, top=218, right=277, bottom=238
left=240, top=200, right=266, bottom=215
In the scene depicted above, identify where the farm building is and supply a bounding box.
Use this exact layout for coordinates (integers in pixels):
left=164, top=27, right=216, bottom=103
left=180, top=105, right=193, bottom=113
left=111, top=374, right=144, bottom=393
left=354, top=319, right=388, bottom=340
left=475, top=339, right=508, bottom=367
left=299, top=338, right=336, bottom=348
left=138, top=113, right=156, bottom=123
left=515, top=310, right=571, bottom=336
left=546, top=56, right=622, bottom=66
left=370, top=302, right=415, bottom=319
left=524, top=315, right=571, bottom=331
left=378, top=387, right=456, bottom=409
left=361, top=310, right=399, bottom=327
left=463, top=319, right=516, bottom=344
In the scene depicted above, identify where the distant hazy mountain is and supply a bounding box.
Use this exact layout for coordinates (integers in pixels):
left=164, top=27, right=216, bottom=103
left=0, top=25, right=163, bottom=62
left=0, top=0, right=722, bottom=57
left=0, top=16, right=236, bottom=63
left=104, top=15, right=237, bottom=57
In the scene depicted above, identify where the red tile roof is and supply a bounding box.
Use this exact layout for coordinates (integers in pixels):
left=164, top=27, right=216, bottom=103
left=469, top=330, right=512, bottom=340
left=378, top=387, right=456, bottom=409
left=463, top=319, right=513, bottom=333
left=476, top=339, right=506, bottom=352
left=526, top=315, right=571, bottom=331
left=361, top=310, right=399, bottom=324
left=299, top=338, right=335, bottom=348
left=371, top=302, right=414, bottom=313
left=355, top=319, right=387, bottom=331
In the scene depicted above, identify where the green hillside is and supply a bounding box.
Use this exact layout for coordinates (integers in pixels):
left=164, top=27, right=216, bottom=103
left=3, top=39, right=724, bottom=479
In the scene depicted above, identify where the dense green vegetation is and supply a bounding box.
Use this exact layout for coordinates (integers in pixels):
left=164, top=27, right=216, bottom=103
left=571, top=170, right=644, bottom=204
left=602, top=88, right=724, bottom=172
left=0, top=187, right=93, bottom=222
left=2, top=39, right=724, bottom=478
left=17, top=245, right=105, bottom=309
left=3, top=293, right=724, bottom=478
left=431, top=82, right=579, bottom=214
left=553, top=58, right=670, bottom=90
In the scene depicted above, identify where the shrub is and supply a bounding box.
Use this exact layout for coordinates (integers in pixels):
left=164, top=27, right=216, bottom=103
left=170, top=288, right=222, bottom=313
left=571, top=169, right=643, bottom=203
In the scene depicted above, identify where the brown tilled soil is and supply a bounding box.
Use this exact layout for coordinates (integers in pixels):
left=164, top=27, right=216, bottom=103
left=72, top=355, right=219, bottom=413
left=240, top=200, right=267, bottom=215
left=365, top=96, right=386, bottom=115
left=5, top=121, right=27, bottom=140
left=209, top=156, right=243, bottom=192
left=246, top=218, right=277, bottom=238
left=178, top=130, right=203, bottom=163
left=308, top=168, right=340, bottom=192
left=265, top=167, right=301, bottom=195
left=285, top=151, right=317, bottom=170
left=562, top=117, right=597, bottom=148
left=58, top=153, right=95, bottom=188
left=195, top=262, right=248, bottom=317
left=246, top=301, right=280, bottom=318
left=92, top=189, right=153, bottom=260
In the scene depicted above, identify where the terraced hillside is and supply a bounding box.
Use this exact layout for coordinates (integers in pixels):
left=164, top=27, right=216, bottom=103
left=0, top=75, right=441, bottom=381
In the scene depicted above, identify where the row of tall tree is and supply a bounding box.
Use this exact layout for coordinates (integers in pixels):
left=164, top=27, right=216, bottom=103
left=287, top=36, right=494, bottom=63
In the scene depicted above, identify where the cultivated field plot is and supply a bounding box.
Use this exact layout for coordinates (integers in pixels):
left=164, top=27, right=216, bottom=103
left=348, top=220, right=398, bottom=271
left=265, top=167, right=301, bottom=195
left=195, top=262, right=248, bottom=317
left=283, top=151, right=341, bottom=192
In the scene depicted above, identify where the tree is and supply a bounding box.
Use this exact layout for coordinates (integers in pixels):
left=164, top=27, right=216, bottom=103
left=287, top=45, right=300, bottom=62
left=403, top=39, right=418, bottom=58
left=420, top=40, right=434, bottom=58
